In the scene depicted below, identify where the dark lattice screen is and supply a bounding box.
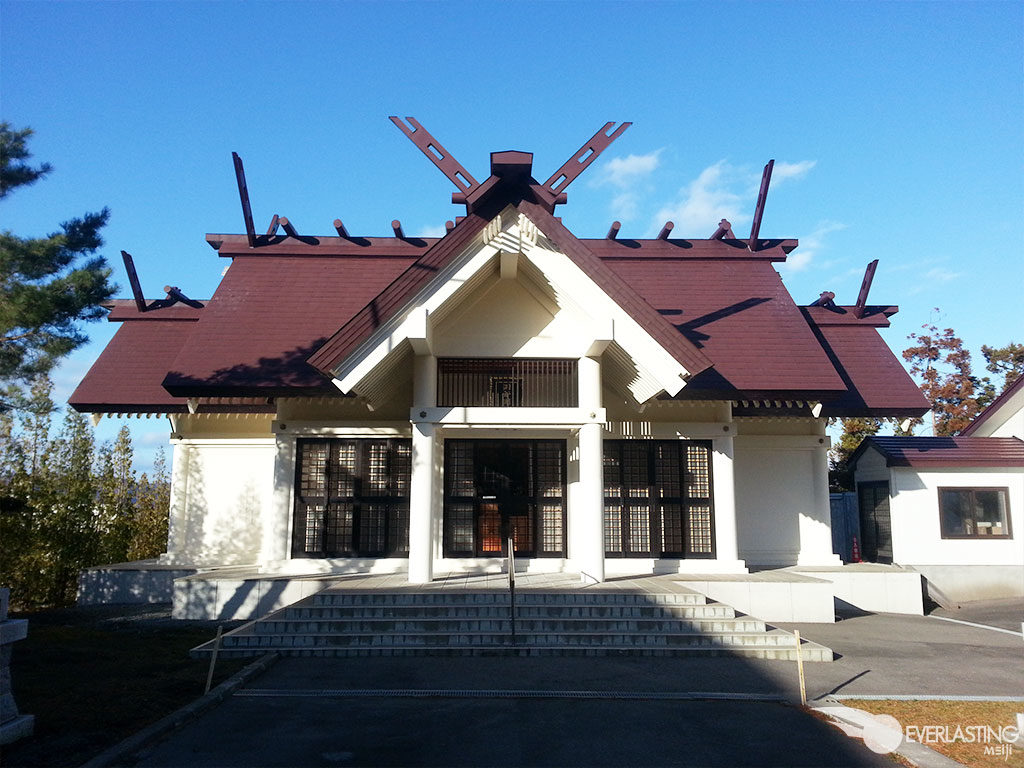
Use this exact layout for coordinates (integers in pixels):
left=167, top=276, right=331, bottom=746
left=443, top=439, right=566, bottom=557
left=437, top=359, right=578, bottom=407
left=292, top=438, right=411, bottom=558
left=603, top=440, right=715, bottom=558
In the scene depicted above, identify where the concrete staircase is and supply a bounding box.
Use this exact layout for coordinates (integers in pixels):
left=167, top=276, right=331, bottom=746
left=194, top=586, right=833, bottom=661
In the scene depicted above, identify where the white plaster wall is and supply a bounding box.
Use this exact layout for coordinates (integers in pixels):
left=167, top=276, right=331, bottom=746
left=888, top=467, right=1024, bottom=567
left=166, top=440, right=276, bottom=566
left=735, top=441, right=813, bottom=566
left=433, top=275, right=592, bottom=358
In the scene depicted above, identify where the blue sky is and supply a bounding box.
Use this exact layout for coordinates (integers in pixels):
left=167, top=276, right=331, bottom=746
left=3, top=0, right=1022, bottom=470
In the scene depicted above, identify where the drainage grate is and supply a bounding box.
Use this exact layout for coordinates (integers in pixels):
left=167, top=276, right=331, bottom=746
left=235, top=688, right=786, bottom=702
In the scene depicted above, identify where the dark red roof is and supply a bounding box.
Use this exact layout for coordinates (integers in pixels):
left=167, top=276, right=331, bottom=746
left=801, top=311, right=930, bottom=417
left=71, top=149, right=929, bottom=416
left=306, top=211, right=492, bottom=376
left=69, top=305, right=196, bottom=412
left=855, top=436, right=1024, bottom=467
left=961, top=375, right=1024, bottom=436
left=161, top=253, right=420, bottom=397
left=597, top=241, right=846, bottom=397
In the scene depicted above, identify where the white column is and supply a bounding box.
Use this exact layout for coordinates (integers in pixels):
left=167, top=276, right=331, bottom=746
left=408, top=422, right=436, bottom=583
left=712, top=435, right=746, bottom=572
left=797, top=441, right=843, bottom=566
left=412, top=354, right=437, bottom=408
left=263, top=434, right=296, bottom=565
left=576, top=355, right=605, bottom=583
left=577, top=421, right=605, bottom=583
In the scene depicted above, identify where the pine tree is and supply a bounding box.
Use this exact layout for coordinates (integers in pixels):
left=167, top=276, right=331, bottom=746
left=95, top=426, right=136, bottom=563
left=0, top=375, right=56, bottom=606
left=1, top=123, right=115, bottom=411
left=41, top=410, right=101, bottom=605
left=128, top=446, right=170, bottom=561
left=981, top=342, right=1024, bottom=392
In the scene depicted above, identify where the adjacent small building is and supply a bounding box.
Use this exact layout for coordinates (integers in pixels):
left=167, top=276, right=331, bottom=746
left=850, top=376, right=1024, bottom=601
left=70, top=121, right=934, bottom=617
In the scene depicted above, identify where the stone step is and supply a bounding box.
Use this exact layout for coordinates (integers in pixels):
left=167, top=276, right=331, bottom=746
left=200, top=644, right=831, bottom=661
left=310, top=592, right=708, bottom=607
left=256, top=617, right=766, bottom=634
left=282, top=603, right=736, bottom=621
left=221, top=628, right=798, bottom=650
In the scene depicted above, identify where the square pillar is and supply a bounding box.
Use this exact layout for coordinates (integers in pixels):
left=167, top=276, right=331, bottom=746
left=797, top=442, right=843, bottom=566
left=408, top=422, right=437, bottom=583
left=712, top=435, right=747, bottom=572
left=263, top=434, right=296, bottom=564
left=576, top=421, right=605, bottom=583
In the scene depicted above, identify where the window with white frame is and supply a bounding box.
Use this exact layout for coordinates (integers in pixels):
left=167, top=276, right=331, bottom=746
left=938, top=487, right=1012, bottom=539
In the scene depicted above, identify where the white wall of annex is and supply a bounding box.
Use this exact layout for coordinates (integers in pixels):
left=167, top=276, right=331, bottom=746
left=888, top=466, right=1024, bottom=566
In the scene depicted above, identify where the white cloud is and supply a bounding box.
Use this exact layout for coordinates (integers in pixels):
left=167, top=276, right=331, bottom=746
left=652, top=160, right=747, bottom=236
left=419, top=223, right=448, bottom=238
left=593, top=150, right=663, bottom=189
left=771, top=160, right=816, bottom=184
left=591, top=150, right=663, bottom=222
left=905, top=266, right=963, bottom=295
left=778, top=220, right=847, bottom=275
left=651, top=158, right=818, bottom=238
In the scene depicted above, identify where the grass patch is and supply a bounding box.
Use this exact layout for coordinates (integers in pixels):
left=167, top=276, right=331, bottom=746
left=842, top=699, right=1024, bottom=768
left=2, top=604, right=249, bottom=767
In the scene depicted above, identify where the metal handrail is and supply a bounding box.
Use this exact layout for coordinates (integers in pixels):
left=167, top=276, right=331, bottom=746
left=507, top=536, right=517, bottom=645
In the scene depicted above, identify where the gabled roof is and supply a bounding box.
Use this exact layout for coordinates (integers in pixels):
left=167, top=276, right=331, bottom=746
left=307, top=165, right=714, bottom=386
left=960, top=375, right=1024, bottom=437
left=852, top=436, right=1024, bottom=468
left=69, top=128, right=933, bottom=417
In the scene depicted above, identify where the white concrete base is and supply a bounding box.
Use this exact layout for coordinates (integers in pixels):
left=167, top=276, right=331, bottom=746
left=789, top=566, right=924, bottom=615
left=796, top=552, right=844, bottom=567
left=908, top=565, right=1024, bottom=603
left=77, top=561, right=197, bottom=605
left=436, top=558, right=571, bottom=575
left=605, top=558, right=749, bottom=576
left=262, top=558, right=410, bottom=576
left=172, top=573, right=334, bottom=620
left=676, top=575, right=837, bottom=623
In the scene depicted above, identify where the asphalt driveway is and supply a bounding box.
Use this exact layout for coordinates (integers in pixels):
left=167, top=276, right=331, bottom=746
left=118, top=604, right=1024, bottom=767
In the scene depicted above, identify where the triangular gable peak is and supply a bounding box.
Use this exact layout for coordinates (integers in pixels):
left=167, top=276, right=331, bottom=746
left=310, top=205, right=711, bottom=408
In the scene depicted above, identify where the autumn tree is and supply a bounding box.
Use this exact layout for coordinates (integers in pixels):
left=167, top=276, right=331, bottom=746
left=0, top=123, right=116, bottom=411
left=902, top=319, right=994, bottom=436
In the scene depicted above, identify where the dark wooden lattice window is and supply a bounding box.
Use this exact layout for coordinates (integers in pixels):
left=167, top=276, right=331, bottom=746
left=603, top=440, right=715, bottom=558
left=437, top=359, right=578, bottom=407
left=292, top=438, right=411, bottom=558
left=443, top=439, right=566, bottom=558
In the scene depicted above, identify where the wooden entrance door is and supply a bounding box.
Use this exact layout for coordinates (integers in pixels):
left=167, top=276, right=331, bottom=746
left=857, top=481, right=892, bottom=563
left=443, top=439, right=566, bottom=558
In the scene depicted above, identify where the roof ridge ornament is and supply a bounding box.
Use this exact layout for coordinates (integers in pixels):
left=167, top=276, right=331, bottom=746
left=542, top=122, right=631, bottom=196
left=389, top=116, right=480, bottom=193
left=853, top=259, right=879, bottom=318
left=748, top=160, right=775, bottom=250
left=120, top=250, right=204, bottom=311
